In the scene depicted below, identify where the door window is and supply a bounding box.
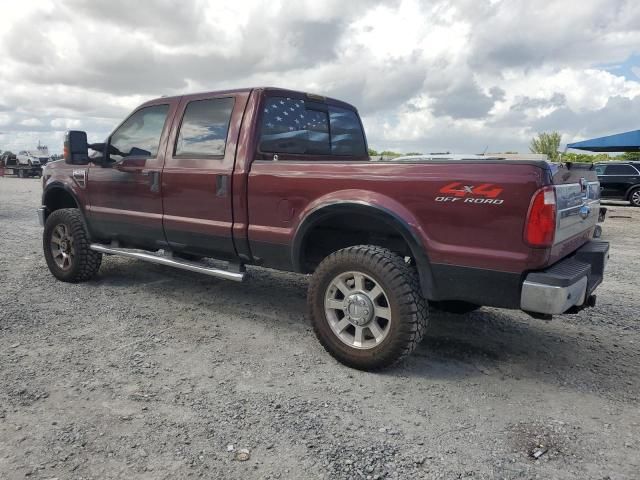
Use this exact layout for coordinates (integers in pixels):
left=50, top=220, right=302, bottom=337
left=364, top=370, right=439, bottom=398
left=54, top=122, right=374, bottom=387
left=604, top=164, right=637, bottom=175
left=175, top=97, right=235, bottom=157
left=110, top=104, right=169, bottom=162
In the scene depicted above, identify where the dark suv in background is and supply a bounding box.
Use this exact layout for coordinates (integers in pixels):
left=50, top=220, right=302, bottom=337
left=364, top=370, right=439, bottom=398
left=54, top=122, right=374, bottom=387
left=595, top=162, right=640, bottom=207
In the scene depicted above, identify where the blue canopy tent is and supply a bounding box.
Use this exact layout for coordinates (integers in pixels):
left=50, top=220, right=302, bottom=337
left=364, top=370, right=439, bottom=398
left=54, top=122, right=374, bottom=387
left=567, top=129, right=640, bottom=152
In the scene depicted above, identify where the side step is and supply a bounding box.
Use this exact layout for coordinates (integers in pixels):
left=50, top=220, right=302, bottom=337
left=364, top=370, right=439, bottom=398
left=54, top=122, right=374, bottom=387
left=89, top=244, right=245, bottom=282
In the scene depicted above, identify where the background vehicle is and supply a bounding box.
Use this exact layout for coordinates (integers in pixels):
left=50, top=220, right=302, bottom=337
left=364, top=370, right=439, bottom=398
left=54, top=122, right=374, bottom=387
left=16, top=144, right=51, bottom=167
left=1, top=153, right=42, bottom=178
left=595, top=161, right=640, bottom=206
left=38, top=87, right=608, bottom=370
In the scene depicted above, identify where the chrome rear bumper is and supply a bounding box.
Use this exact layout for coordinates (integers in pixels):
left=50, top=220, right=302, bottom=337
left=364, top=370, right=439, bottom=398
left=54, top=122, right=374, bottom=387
left=520, top=240, right=609, bottom=315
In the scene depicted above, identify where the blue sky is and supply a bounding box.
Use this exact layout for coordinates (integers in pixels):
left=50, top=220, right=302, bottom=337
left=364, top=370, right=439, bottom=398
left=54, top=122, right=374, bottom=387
left=600, top=53, right=640, bottom=81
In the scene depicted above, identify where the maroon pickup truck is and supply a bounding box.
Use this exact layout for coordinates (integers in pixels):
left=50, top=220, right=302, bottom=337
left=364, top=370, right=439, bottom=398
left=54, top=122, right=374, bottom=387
left=38, top=87, right=608, bottom=370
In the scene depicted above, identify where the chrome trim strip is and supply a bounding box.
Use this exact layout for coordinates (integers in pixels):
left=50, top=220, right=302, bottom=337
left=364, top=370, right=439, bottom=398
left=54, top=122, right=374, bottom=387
left=89, top=244, right=245, bottom=282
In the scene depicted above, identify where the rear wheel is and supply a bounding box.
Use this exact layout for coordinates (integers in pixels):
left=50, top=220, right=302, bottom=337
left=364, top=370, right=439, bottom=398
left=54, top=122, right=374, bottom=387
left=629, top=187, right=640, bottom=207
left=43, top=208, right=102, bottom=282
left=308, top=245, right=428, bottom=370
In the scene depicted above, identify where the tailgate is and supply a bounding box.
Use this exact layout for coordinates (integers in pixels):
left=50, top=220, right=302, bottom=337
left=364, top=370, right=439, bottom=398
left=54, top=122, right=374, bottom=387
left=550, top=162, right=600, bottom=245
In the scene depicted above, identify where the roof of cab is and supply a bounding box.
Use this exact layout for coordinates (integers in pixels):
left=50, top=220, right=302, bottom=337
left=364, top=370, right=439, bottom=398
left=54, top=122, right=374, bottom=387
left=141, top=87, right=358, bottom=111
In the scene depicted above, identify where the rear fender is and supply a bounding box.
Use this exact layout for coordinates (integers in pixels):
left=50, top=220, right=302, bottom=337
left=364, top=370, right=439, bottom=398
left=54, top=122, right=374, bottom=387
left=292, top=190, right=435, bottom=299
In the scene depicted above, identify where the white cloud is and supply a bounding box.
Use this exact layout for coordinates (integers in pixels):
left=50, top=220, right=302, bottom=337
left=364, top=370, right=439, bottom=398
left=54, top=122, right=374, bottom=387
left=19, top=118, right=43, bottom=127
left=0, top=0, right=639, bottom=154
left=50, top=118, right=81, bottom=129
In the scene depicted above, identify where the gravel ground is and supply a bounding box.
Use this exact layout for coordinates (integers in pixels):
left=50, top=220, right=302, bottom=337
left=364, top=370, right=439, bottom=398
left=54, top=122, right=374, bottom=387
left=0, top=175, right=639, bottom=480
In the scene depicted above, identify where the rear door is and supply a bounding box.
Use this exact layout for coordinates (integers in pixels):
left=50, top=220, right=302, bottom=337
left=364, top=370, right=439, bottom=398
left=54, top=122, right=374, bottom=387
left=161, top=91, right=250, bottom=259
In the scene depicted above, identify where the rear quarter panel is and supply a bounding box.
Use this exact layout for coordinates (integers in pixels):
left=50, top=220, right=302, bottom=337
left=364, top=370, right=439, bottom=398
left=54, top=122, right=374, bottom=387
left=247, top=160, right=550, bottom=273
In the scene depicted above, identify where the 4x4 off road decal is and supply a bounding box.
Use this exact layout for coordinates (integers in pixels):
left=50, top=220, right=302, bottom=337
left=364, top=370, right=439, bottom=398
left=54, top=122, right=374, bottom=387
left=436, top=182, right=504, bottom=205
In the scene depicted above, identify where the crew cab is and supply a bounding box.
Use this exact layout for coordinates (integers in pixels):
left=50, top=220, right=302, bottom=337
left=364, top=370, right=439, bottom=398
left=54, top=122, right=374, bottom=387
left=38, top=87, right=609, bottom=370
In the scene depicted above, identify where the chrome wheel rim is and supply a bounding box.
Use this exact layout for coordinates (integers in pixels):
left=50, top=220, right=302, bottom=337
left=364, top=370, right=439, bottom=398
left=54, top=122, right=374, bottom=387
left=632, top=190, right=640, bottom=206
left=50, top=224, right=75, bottom=270
left=324, top=271, right=392, bottom=349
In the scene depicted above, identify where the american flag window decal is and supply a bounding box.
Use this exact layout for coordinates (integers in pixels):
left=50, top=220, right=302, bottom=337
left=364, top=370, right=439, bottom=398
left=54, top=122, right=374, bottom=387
left=260, top=97, right=366, bottom=157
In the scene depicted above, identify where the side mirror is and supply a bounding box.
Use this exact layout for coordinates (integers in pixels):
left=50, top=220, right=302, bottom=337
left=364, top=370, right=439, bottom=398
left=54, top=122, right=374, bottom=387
left=64, top=130, right=89, bottom=165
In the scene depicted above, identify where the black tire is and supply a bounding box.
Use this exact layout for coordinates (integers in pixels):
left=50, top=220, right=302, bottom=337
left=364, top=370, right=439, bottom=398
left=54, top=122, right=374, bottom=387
left=629, top=187, right=640, bottom=207
left=430, top=300, right=481, bottom=315
left=308, top=245, right=428, bottom=370
left=43, top=208, right=102, bottom=282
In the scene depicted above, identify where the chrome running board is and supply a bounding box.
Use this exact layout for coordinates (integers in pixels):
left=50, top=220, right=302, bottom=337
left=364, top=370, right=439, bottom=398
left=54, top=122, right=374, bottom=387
left=89, top=244, right=245, bottom=282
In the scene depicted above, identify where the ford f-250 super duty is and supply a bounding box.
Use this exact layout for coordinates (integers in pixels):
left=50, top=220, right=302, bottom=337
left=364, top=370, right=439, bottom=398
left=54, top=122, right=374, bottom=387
left=38, top=87, right=609, bottom=370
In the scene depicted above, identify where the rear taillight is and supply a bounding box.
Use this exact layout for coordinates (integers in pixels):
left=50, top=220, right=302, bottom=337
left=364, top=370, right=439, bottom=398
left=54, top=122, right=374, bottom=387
left=524, top=186, right=556, bottom=247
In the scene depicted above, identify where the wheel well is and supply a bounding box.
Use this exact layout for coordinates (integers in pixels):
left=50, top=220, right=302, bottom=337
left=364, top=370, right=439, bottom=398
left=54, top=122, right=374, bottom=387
left=44, top=188, right=79, bottom=216
left=297, top=211, right=414, bottom=273
left=627, top=185, right=640, bottom=199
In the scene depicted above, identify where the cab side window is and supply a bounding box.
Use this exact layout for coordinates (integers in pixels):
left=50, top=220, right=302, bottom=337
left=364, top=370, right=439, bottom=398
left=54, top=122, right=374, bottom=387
left=260, top=97, right=330, bottom=155
left=175, top=97, right=235, bottom=157
left=259, top=97, right=366, bottom=158
left=110, top=104, right=169, bottom=162
left=329, top=106, right=366, bottom=156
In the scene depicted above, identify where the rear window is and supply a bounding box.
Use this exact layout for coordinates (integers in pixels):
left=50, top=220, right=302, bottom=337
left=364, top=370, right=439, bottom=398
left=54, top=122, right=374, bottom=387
left=260, top=97, right=366, bottom=157
left=329, top=107, right=366, bottom=156
left=604, top=164, right=638, bottom=175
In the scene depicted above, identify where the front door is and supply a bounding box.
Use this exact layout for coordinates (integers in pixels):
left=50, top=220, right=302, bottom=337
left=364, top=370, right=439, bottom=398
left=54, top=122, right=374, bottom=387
left=161, top=91, right=249, bottom=259
left=87, top=100, right=178, bottom=249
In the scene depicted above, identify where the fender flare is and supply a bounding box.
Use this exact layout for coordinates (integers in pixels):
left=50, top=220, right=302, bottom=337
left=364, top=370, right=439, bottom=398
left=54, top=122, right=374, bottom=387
left=42, top=182, right=92, bottom=236
left=292, top=201, right=435, bottom=299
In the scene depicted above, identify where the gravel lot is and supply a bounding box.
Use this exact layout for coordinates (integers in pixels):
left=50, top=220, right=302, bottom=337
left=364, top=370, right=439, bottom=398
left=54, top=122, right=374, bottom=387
left=1, top=175, right=639, bottom=479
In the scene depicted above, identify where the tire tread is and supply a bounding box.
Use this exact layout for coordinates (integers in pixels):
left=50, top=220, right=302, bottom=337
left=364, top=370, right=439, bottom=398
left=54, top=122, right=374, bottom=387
left=308, top=245, right=428, bottom=370
left=43, top=208, right=102, bottom=282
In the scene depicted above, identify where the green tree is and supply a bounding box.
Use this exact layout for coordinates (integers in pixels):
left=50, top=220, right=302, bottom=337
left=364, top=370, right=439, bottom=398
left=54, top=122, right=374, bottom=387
left=620, top=151, right=640, bottom=161
left=530, top=131, right=562, bottom=161
left=367, top=148, right=379, bottom=156
left=380, top=150, right=402, bottom=157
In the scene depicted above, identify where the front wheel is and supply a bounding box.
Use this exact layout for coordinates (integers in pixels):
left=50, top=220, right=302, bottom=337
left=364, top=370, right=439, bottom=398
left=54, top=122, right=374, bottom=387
left=308, top=246, right=428, bottom=370
left=43, top=208, right=102, bottom=282
left=629, top=187, right=640, bottom=207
